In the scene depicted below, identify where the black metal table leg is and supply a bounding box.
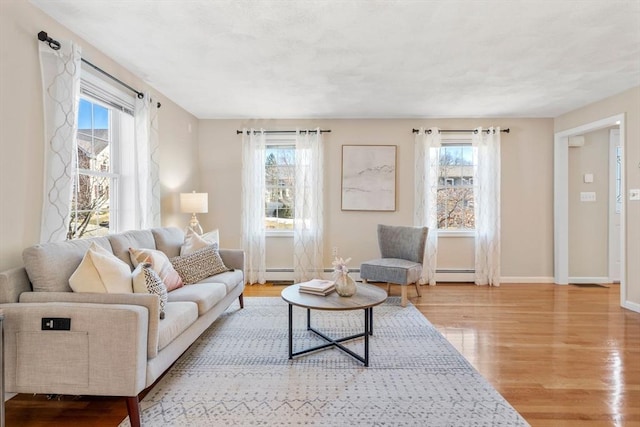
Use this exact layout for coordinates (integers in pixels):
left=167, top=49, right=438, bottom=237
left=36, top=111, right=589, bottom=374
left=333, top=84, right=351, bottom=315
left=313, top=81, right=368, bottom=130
left=364, top=308, right=370, bottom=367
left=288, top=303, right=293, bottom=359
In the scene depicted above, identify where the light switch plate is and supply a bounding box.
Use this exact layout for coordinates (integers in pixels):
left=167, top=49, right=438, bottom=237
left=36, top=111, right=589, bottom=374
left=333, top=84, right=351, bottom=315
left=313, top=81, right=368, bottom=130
left=630, top=189, right=640, bottom=201
left=580, top=192, right=596, bottom=202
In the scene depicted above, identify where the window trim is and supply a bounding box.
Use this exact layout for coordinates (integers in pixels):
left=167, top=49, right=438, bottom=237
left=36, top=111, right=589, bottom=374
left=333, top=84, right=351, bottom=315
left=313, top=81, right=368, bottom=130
left=69, top=69, right=134, bottom=240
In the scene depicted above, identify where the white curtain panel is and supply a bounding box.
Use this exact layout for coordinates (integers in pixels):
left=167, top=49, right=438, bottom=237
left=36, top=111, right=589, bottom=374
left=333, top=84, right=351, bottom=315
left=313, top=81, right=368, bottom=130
left=38, top=40, right=82, bottom=243
left=241, top=129, right=267, bottom=284
left=472, top=127, right=501, bottom=286
left=293, top=129, right=324, bottom=282
left=134, top=94, right=161, bottom=229
left=414, top=128, right=441, bottom=285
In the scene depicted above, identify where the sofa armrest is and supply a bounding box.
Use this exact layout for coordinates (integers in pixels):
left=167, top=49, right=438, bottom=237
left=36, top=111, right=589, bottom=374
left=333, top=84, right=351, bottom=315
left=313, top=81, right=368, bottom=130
left=0, top=267, right=31, bottom=303
left=219, top=249, right=245, bottom=272
left=19, top=292, right=161, bottom=358
left=0, top=302, right=148, bottom=397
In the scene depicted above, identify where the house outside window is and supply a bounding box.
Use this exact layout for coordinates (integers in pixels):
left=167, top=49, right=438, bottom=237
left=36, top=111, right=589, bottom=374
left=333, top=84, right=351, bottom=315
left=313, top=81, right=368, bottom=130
left=265, top=138, right=295, bottom=232
left=437, top=143, right=476, bottom=231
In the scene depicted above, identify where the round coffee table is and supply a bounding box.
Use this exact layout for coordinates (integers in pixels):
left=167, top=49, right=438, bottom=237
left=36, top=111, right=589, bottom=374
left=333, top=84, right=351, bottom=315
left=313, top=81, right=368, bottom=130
left=281, top=282, right=387, bottom=367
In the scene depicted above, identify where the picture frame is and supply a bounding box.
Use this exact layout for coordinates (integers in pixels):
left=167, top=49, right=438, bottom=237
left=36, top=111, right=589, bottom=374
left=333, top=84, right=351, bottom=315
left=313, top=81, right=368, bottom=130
left=341, top=145, right=397, bottom=211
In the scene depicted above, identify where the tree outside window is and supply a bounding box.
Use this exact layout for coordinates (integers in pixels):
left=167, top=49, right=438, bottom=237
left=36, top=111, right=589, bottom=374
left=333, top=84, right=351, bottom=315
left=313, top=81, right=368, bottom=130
left=265, top=144, right=295, bottom=230
left=437, top=145, right=475, bottom=230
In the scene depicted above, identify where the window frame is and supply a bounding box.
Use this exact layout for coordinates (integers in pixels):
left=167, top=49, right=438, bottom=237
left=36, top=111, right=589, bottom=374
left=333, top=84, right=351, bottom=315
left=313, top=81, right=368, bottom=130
left=68, top=68, right=134, bottom=240
left=264, top=135, right=296, bottom=237
left=437, top=136, right=476, bottom=237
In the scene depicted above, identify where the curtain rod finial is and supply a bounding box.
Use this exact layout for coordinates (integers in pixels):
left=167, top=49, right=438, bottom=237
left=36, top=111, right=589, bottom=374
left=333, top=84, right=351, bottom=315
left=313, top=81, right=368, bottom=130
left=37, top=30, right=60, bottom=50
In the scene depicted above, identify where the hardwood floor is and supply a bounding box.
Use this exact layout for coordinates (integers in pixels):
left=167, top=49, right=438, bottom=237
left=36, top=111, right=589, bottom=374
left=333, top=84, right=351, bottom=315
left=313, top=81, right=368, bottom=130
left=5, top=283, right=639, bottom=426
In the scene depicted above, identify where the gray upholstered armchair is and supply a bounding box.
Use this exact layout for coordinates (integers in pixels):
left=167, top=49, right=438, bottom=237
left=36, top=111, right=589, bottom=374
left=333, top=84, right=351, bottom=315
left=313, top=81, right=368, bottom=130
left=360, top=224, right=429, bottom=307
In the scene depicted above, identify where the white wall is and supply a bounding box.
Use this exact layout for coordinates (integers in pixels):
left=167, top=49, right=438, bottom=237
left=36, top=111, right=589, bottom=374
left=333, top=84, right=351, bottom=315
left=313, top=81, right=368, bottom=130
left=0, top=0, right=200, bottom=271
left=198, top=118, right=554, bottom=282
left=555, top=86, right=640, bottom=308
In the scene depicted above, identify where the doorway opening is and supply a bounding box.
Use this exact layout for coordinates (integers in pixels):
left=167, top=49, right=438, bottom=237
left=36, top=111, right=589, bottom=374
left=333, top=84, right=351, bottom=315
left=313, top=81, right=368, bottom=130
left=554, top=114, right=627, bottom=309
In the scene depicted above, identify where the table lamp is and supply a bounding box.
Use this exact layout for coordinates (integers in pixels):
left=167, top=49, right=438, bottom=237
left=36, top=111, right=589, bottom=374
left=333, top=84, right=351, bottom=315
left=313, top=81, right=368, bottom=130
left=180, top=191, right=208, bottom=235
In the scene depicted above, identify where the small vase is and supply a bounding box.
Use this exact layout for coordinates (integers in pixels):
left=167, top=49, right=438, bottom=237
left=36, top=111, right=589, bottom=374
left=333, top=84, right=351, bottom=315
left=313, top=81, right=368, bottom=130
left=335, top=273, right=357, bottom=297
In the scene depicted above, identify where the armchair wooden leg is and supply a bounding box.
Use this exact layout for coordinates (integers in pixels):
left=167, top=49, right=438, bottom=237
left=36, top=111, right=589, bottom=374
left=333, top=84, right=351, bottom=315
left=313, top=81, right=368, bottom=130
left=414, top=282, right=422, bottom=297
left=238, top=293, right=244, bottom=309
left=126, top=395, right=141, bottom=427
left=401, top=286, right=408, bottom=307
left=387, top=282, right=391, bottom=294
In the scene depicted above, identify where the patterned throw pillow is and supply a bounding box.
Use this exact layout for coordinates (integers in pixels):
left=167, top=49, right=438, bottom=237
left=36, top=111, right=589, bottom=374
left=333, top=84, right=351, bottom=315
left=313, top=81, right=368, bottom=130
left=132, top=262, right=168, bottom=319
left=170, top=244, right=229, bottom=284
left=129, top=247, right=184, bottom=291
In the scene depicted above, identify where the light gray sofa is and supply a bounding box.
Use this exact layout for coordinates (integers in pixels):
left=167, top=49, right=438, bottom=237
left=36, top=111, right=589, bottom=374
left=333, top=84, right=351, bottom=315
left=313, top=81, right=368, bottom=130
left=0, top=227, right=245, bottom=427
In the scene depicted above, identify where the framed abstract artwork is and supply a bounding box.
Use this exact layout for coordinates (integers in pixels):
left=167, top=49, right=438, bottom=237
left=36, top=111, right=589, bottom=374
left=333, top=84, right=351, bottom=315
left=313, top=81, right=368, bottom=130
left=341, top=145, right=396, bottom=211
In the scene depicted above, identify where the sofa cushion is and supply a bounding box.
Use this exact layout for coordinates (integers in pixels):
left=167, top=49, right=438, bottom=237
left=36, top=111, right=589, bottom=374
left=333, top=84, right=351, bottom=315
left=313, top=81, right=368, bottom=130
left=129, top=247, right=183, bottom=292
left=69, top=242, right=133, bottom=294
left=167, top=282, right=227, bottom=315
left=108, top=229, right=156, bottom=269
left=180, top=228, right=219, bottom=256
left=151, top=227, right=184, bottom=259
left=23, top=236, right=112, bottom=292
left=196, top=269, right=244, bottom=294
left=170, top=244, right=228, bottom=284
left=158, top=301, right=198, bottom=351
left=132, top=262, right=168, bottom=319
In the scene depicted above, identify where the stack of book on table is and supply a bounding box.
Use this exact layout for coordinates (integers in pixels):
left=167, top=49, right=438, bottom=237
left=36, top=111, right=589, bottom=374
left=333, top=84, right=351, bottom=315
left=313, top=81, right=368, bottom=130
left=298, top=279, right=336, bottom=296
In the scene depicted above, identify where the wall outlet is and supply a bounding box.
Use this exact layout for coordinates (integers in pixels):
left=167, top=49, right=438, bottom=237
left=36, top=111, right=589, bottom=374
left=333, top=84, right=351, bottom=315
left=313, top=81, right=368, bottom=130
left=630, top=189, right=640, bottom=201
left=332, top=246, right=339, bottom=257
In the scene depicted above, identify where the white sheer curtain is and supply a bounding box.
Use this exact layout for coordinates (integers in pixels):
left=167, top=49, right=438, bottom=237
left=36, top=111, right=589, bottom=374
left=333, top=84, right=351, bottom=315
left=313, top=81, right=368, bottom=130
left=241, top=129, right=267, bottom=284
left=414, top=127, right=441, bottom=285
left=293, top=129, right=324, bottom=282
left=473, top=127, right=501, bottom=286
left=38, top=40, right=81, bottom=243
left=134, top=94, right=161, bottom=229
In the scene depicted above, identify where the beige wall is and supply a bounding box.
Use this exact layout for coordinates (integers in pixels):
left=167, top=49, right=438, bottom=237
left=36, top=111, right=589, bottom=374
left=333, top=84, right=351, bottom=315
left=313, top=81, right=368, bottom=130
left=198, top=118, right=555, bottom=281
left=568, top=128, right=610, bottom=278
left=0, top=0, right=200, bottom=271
left=555, top=86, right=640, bottom=307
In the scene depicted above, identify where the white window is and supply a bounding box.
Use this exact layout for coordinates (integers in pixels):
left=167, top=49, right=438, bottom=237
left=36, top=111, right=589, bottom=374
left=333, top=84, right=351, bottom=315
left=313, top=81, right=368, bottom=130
left=265, top=137, right=295, bottom=232
left=68, top=71, right=135, bottom=239
left=437, top=143, right=476, bottom=231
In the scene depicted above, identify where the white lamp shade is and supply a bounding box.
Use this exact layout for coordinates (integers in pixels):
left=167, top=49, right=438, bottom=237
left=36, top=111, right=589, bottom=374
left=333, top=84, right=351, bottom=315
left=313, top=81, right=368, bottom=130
left=180, top=192, right=208, bottom=213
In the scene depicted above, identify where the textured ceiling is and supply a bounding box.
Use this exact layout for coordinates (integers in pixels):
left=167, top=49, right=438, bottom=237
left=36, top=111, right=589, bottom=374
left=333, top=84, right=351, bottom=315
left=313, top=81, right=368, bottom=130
left=31, top=0, right=640, bottom=119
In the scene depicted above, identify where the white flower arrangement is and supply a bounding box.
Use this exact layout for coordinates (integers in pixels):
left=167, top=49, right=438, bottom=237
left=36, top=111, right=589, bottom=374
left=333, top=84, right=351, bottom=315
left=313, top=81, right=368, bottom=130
left=332, top=256, right=351, bottom=278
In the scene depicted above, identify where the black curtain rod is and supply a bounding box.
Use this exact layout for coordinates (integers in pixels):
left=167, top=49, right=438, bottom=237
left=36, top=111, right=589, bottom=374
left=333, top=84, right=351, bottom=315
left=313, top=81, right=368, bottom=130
left=236, top=129, right=331, bottom=135
left=37, top=31, right=161, bottom=108
left=412, top=128, right=510, bottom=134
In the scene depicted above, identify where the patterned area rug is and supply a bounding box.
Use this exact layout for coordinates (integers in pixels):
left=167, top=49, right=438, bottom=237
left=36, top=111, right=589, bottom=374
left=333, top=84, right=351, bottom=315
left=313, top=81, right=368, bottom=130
left=120, top=297, right=528, bottom=426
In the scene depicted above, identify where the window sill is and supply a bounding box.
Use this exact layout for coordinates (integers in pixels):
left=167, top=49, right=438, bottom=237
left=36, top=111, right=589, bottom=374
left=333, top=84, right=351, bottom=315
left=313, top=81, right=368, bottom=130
left=437, top=230, right=475, bottom=238
left=266, top=230, right=293, bottom=238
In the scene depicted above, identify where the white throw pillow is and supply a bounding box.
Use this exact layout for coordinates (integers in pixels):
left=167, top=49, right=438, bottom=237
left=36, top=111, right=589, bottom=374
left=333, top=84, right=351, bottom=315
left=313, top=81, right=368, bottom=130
left=129, top=247, right=184, bottom=292
left=180, top=227, right=220, bottom=256
left=69, top=242, right=133, bottom=293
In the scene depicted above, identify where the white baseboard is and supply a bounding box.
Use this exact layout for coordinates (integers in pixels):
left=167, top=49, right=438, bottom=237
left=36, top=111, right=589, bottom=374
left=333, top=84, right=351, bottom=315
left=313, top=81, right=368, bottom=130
left=621, top=300, right=640, bottom=313
left=264, top=269, right=557, bottom=285
left=500, top=276, right=556, bottom=284
left=568, top=277, right=611, bottom=284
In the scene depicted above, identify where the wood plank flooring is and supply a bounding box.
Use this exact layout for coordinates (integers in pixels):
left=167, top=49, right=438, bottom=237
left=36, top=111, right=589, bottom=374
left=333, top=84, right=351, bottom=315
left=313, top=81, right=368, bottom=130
left=5, top=283, right=639, bottom=426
